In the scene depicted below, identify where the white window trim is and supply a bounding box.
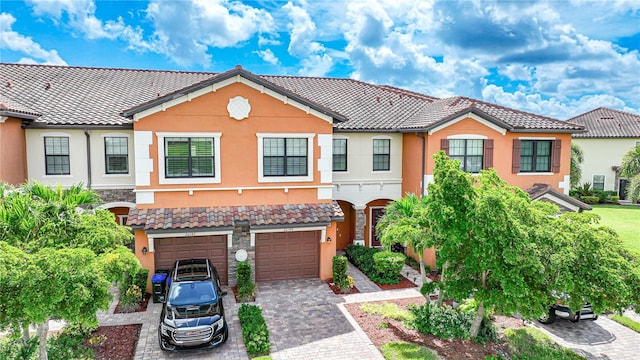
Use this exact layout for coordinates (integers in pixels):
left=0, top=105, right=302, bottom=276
left=592, top=174, right=605, bottom=190
left=103, top=134, right=131, bottom=176
left=42, top=132, right=72, bottom=177
left=371, top=136, right=392, bottom=173
left=447, top=134, right=488, bottom=140
left=518, top=136, right=556, bottom=140
left=332, top=135, right=349, bottom=174
left=156, top=132, right=222, bottom=185
left=257, top=133, right=315, bottom=183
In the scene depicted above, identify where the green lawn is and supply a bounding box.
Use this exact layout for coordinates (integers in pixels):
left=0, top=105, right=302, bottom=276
left=591, top=205, right=640, bottom=254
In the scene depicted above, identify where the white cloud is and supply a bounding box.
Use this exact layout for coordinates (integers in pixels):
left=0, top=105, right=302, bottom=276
left=255, top=49, right=279, bottom=66
left=282, top=2, right=333, bottom=76
left=0, top=12, right=67, bottom=65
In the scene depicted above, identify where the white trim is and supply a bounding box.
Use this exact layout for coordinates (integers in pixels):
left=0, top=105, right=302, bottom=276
left=156, top=132, right=222, bottom=185
left=132, top=185, right=332, bottom=193
left=517, top=172, right=553, bottom=176
left=256, top=133, right=315, bottom=183
left=372, top=137, right=392, bottom=173
left=317, top=134, right=333, bottom=184
left=134, top=131, right=153, bottom=187
left=0, top=116, right=7, bottom=123
left=132, top=76, right=333, bottom=124
left=148, top=230, right=233, bottom=239
left=136, top=191, right=154, bottom=204
left=429, top=112, right=507, bottom=136
left=99, top=201, right=136, bottom=209
left=101, top=132, right=131, bottom=138
left=250, top=226, right=326, bottom=246
left=40, top=132, right=71, bottom=138
left=536, top=194, right=580, bottom=213
left=447, top=134, right=488, bottom=140
left=43, top=175, right=73, bottom=179
left=518, top=136, right=556, bottom=140
left=368, top=206, right=386, bottom=248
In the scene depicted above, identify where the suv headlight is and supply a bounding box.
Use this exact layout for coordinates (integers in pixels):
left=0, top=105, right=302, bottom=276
left=213, top=316, right=224, bottom=331
left=160, top=323, right=175, bottom=336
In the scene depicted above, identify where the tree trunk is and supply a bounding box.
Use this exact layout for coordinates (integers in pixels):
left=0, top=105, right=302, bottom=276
left=37, top=322, right=48, bottom=360
left=436, top=261, right=448, bottom=307
left=469, top=301, right=485, bottom=338
left=418, top=255, right=430, bottom=303
left=21, top=322, right=30, bottom=345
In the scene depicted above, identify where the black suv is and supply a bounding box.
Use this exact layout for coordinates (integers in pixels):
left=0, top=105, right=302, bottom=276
left=158, top=258, right=228, bottom=351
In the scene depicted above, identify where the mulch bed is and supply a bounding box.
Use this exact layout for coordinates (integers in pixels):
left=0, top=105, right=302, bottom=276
left=114, top=293, right=151, bottom=314
left=345, top=297, right=521, bottom=359
left=85, top=324, right=141, bottom=360
left=376, top=275, right=418, bottom=290
left=327, top=279, right=361, bottom=294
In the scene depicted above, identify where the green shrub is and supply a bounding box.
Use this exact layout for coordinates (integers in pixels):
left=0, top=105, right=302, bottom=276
left=119, top=284, right=141, bottom=313
left=0, top=332, right=37, bottom=360
left=573, top=183, right=594, bottom=197
left=611, top=195, right=620, bottom=204
left=345, top=244, right=381, bottom=279
left=593, top=190, right=609, bottom=203
left=580, top=196, right=600, bottom=204
left=404, top=255, right=420, bottom=270
left=332, top=255, right=351, bottom=291
left=133, top=268, right=149, bottom=296
left=409, top=302, right=497, bottom=344
left=236, top=261, right=256, bottom=301
left=373, top=251, right=405, bottom=284
left=505, top=327, right=585, bottom=359
left=238, top=304, right=270, bottom=356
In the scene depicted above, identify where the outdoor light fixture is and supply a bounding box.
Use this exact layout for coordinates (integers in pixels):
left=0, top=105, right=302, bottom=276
left=326, top=237, right=332, bottom=243
left=142, top=246, right=148, bottom=255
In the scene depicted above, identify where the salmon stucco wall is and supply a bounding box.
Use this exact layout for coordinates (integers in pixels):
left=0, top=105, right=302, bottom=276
left=134, top=81, right=333, bottom=209
left=398, top=117, right=573, bottom=193
left=320, top=223, right=337, bottom=280
left=0, top=117, right=28, bottom=185
left=134, top=230, right=155, bottom=291
left=402, top=133, right=427, bottom=196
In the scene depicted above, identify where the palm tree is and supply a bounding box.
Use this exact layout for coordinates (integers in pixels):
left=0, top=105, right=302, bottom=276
left=376, top=193, right=431, bottom=296
left=570, top=143, right=584, bottom=188
left=620, top=146, right=640, bottom=203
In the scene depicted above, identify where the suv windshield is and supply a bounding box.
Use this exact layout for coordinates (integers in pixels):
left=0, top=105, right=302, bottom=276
left=168, top=281, right=217, bottom=306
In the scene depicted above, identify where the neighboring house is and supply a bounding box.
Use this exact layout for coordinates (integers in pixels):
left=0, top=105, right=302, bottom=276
left=0, top=63, right=585, bottom=283
left=568, top=107, right=640, bottom=199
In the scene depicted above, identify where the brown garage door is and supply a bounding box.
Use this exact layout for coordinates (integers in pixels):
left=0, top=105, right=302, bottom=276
left=155, top=235, right=228, bottom=284
left=255, top=231, right=319, bottom=281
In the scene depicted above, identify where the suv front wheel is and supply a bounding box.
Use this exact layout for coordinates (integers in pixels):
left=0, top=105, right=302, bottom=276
left=538, top=308, right=556, bottom=324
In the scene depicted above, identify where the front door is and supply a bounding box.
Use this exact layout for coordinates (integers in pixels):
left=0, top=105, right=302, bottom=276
left=619, top=179, right=630, bottom=200
left=370, top=207, right=385, bottom=247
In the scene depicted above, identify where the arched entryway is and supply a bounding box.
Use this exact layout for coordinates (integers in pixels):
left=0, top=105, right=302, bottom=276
left=336, top=200, right=355, bottom=250
left=365, top=199, right=391, bottom=247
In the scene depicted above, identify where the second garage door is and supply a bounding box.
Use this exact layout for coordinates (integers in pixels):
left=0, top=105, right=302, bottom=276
left=155, top=235, right=228, bottom=284
left=255, top=231, right=319, bottom=281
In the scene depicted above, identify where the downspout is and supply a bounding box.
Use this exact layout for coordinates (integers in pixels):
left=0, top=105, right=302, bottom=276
left=84, top=129, right=92, bottom=189
left=416, top=132, right=426, bottom=197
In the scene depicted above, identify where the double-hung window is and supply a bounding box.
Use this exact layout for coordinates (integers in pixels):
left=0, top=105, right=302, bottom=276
left=333, top=138, right=347, bottom=172
left=104, top=137, right=128, bottom=174
left=449, top=139, right=484, bottom=173
left=44, top=136, right=70, bottom=175
left=592, top=175, right=605, bottom=191
left=165, top=137, right=215, bottom=178
left=520, top=140, right=552, bottom=172
left=263, top=138, right=308, bottom=176
left=373, top=139, right=390, bottom=171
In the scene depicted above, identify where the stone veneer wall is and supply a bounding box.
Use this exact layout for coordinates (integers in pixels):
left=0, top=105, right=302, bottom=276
left=228, top=226, right=255, bottom=286
left=94, top=188, right=136, bottom=204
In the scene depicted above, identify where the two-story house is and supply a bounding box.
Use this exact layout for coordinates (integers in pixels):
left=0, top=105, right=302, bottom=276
left=568, top=107, right=640, bottom=199
left=0, top=63, right=586, bottom=284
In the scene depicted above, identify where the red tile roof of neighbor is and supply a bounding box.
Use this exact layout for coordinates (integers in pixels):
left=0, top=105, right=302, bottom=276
left=568, top=107, right=640, bottom=138
left=127, top=202, right=344, bottom=230
left=0, top=63, right=585, bottom=133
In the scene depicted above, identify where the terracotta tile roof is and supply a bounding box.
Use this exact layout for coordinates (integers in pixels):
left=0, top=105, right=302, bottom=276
left=0, top=94, right=41, bottom=119
left=526, top=183, right=591, bottom=212
left=127, top=202, right=344, bottom=230
left=0, top=63, right=215, bottom=126
left=567, top=107, right=640, bottom=138
left=0, top=63, right=585, bottom=133
left=402, top=96, right=586, bottom=133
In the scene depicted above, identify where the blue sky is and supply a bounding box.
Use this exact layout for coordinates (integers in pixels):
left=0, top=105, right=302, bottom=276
left=1, top=0, right=639, bottom=119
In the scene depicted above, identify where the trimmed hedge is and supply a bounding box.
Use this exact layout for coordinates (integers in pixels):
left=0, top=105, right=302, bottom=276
left=238, top=304, right=270, bottom=356
left=236, top=261, right=256, bottom=302
left=345, top=244, right=381, bottom=278
left=373, top=251, right=405, bottom=284
left=332, top=255, right=352, bottom=291
left=580, top=196, right=599, bottom=204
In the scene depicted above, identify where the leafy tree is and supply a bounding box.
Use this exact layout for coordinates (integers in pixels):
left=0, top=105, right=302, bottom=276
left=0, top=182, right=137, bottom=360
left=376, top=193, right=432, bottom=297
left=424, top=152, right=640, bottom=339
left=620, top=145, right=640, bottom=203
left=570, top=143, right=584, bottom=188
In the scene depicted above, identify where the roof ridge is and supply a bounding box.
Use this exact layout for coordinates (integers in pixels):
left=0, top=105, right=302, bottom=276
left=0, top=62, right=217, bottom=76
left=440, top=95, right=565, bottom=122
left=569, top=107, right=640, bottom=121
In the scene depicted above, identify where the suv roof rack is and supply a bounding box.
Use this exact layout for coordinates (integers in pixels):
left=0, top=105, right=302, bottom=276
left=172, top=258, right=212, bottom=281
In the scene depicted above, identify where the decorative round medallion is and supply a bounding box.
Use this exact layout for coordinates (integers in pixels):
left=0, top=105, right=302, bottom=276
left=235, top=249, right=248, bottom=262
left=227, top=96, right=251, bottom=120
